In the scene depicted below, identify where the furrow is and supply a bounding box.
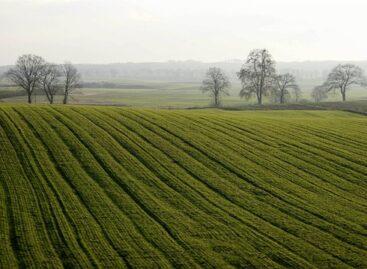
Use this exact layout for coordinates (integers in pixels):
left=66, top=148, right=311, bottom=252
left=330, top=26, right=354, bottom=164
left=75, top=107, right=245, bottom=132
left=12, top=107, right=132, bottom=268
left=110, top=108, right=362, bottom=268
left=79, top=107, right=313, bottom=268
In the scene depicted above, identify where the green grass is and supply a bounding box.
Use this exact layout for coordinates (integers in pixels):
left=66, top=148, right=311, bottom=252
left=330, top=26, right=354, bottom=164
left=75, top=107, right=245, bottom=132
left=0, top=105, right=366, bottom=268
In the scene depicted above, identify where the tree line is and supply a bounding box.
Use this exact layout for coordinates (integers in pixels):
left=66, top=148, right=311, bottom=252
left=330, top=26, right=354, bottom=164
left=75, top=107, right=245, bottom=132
left=201, top=49, right=366, bottom=106
left=6, top=54, right=81, bottom=104
left=6, top=52, right=366, bottom=106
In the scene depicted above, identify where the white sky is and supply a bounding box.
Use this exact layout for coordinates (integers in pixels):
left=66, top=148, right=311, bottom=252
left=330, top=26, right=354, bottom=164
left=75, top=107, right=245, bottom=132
left=1, top=0, right=367, bottom=65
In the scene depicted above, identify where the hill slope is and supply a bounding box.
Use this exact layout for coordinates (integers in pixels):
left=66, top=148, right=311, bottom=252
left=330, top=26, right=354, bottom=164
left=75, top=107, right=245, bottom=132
left=0, top=106, right=366, bottom=268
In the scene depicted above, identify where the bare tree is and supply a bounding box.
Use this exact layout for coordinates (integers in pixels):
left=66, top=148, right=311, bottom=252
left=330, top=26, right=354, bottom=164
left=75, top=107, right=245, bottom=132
left=6, top=54, right=45, bottom=103
left=237, top=49, right=276, bottom=105
left=61, top=62, right=81, bottom=104
left=40, top=63, right=60, bottom=104
left=201, top=67, right=230, bottom=107
left=324, top=64, right=366, bottom=102
left=273, top=73, right=300, bottom=104
left=311, top=85, right=328, bottom=102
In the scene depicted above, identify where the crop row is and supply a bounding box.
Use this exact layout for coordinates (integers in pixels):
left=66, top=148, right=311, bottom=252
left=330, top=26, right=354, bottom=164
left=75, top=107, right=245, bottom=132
left=0, top=106, right=366, bottom=268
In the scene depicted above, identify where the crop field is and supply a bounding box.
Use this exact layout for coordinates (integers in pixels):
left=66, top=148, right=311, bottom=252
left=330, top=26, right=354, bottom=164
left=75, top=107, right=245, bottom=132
left=0, top=105, right=366, bottom=268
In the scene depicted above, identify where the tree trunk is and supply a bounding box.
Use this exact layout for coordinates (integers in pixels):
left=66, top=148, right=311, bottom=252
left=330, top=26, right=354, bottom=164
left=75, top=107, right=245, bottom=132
left=27, top=93, right=32, bottom=104
left=258, top=92, right=262, bottom=105
left=50, top=95, right=54, bottom=104
left=341, top=89, right=346, bottom=102
left=214, top=94, right=219, bottom=107
left=63, top=93, right=68, bottom=104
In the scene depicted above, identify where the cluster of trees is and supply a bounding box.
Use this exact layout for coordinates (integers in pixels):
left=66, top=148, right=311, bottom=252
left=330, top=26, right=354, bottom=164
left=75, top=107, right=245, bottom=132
left=201, top=49, right=301, bottom=106
left=6, top=54, right=81, bottom=104
left=202, top=49, right=366, bottom=106
left=311, top=64, right=366, bottom=102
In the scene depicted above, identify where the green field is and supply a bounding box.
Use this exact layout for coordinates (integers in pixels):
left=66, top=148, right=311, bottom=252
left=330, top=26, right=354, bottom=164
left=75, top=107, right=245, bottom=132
left=0, top=82, right=245, bottom=107
left=0, top=105, right=366, bottom=268
left=2, top=79, right=366, bottom=108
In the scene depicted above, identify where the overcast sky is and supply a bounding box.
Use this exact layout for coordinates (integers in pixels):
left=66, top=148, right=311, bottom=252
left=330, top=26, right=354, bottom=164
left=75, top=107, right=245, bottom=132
left=1, top=0, right=367, bottom=65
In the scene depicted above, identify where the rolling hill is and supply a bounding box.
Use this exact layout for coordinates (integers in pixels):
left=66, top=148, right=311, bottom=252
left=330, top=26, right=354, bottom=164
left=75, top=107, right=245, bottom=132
left=0, top=105, right=366, bottom=268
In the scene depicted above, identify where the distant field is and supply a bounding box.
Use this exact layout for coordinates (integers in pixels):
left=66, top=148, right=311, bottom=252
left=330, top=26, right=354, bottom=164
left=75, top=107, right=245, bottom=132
left=2, top=79, right=366, bottom=108
left=0, top=87, right=24, bottom=99
left=0, top=105, right=366, bottom=268
left=0, top=81, right=245, bottom=107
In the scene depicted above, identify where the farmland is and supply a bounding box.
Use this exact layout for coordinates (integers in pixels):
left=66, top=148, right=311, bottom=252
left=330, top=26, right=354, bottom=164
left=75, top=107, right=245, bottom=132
left=0, top=105, right=366, bottom=268
left=0, top=81, right=245, bottom=107
left=2, top=78, right=366, bottom=108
